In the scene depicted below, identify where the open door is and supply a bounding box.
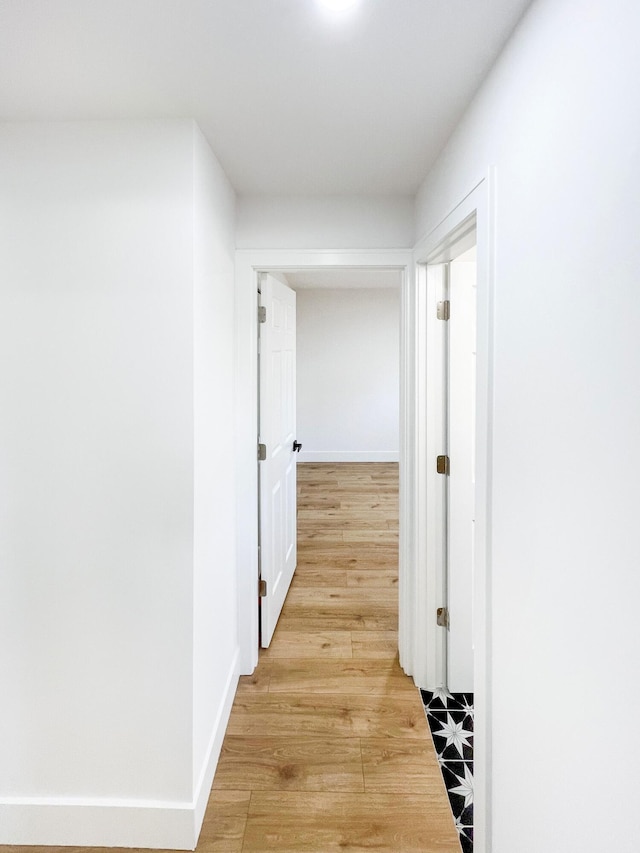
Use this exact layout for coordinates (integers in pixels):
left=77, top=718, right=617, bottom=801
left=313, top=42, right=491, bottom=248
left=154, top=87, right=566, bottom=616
left=447, top=249, right=476, bottom=692
left=258, top=273, right=298, bottom=647
left=422, top=218, right=477, bottom=693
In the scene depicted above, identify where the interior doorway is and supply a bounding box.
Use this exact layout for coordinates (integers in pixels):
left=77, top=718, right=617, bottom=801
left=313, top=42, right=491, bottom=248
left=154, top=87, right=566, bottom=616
left=257, top=266, right=402, bottom=648
left=404, top=174, right=494, bottom=853
left=235, top=249, right=412, bottom=674
left=427, top=240, right=477, bottom=693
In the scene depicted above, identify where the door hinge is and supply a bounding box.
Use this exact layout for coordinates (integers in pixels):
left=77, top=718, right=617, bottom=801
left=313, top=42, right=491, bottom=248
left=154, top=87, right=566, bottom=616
left=436, top=606, right=449, bottom=628
left=258, top=443, right=267, bottom=461
left=258, top=305, right=267, bottom=324
left=259, top=578, right=267, bottom=597
left=437, top=300, right=450, bottom=321
left=436, top=454, right=450, bottom=475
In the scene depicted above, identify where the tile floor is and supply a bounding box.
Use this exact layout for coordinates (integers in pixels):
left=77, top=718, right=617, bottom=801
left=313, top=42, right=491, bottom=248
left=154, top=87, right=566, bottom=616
left=420, top=688, right=474, bottom=853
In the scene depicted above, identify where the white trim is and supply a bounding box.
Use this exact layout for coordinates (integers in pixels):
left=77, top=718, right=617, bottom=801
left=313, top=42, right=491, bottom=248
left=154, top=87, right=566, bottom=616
left=397, top=259, right=413, bottom=672
left=297, top=451, right=399, bottom=463
left=426, top=261, right=449, bottom=689
left=0, top=652, right=240, bottom=850
left=413, top=175, right=487, bottom=250
left=410, top=171, right=496, bottom=853
left=192, top=649, right=240, bottom=842
left=0, top=800, right=194, bottom=850
left=235, top=249, right=412, bottom=675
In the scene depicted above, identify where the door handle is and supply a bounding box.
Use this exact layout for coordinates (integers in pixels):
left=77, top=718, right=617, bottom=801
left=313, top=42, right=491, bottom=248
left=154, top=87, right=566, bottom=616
left=293, top=440, right=302, bottom=453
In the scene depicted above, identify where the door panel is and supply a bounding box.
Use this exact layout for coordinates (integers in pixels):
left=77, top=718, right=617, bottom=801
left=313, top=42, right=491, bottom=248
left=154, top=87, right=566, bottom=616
left=447, top=255, right=476, bottom=692
left=259, top=274, right=297, bottom=647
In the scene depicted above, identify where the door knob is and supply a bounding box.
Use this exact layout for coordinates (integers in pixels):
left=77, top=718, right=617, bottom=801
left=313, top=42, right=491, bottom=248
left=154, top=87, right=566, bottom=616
left=293, top=440, right=302, bottom=453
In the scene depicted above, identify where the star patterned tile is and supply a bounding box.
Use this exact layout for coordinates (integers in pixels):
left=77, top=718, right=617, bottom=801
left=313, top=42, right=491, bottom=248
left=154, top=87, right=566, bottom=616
left=427, top=710, right=474, bottom=760
left=459, top=826, right=474, bottom=853
left=420, top=689, right=474, bottom=715
left=420, top=689, right=474, bottom=851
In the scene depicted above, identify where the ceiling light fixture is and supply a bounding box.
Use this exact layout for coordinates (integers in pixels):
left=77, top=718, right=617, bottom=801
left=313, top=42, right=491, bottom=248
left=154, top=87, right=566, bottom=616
left=316, top=0, right=360, bottom=12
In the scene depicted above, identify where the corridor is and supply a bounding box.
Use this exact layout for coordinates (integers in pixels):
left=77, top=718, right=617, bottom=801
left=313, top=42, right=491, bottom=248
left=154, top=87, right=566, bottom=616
left=205, top=463, right=459, bottom=852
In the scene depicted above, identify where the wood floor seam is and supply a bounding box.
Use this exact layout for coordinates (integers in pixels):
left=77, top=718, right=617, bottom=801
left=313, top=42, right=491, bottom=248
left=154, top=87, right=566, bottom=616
left=358, top=736, right=367, bottom=796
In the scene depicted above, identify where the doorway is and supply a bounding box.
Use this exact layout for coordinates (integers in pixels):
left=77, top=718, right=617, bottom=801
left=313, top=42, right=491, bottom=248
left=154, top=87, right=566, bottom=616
left=406, top=175, right=494, bottom=853
left=257, top=267, right=402, bottom=648
left=446, top=245, right=477, bottom=693
left=236, top=249, right=412, bottom=673
left=423, top=229, right=477, bottom=694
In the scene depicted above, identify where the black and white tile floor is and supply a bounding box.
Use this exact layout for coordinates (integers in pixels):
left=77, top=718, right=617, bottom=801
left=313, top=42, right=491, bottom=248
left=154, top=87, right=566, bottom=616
left=420, top=688, right=474, bottom=853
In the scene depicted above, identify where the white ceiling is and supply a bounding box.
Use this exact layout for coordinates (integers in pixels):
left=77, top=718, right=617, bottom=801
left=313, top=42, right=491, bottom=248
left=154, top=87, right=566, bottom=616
left=0, top=0, right=533, bottom=195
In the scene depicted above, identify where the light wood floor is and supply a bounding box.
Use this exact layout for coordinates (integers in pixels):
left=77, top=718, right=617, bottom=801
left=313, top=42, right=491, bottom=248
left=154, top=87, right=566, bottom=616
left=2, top=464, right=459, bottom=853
left=208, top=463, right=459, bottom=852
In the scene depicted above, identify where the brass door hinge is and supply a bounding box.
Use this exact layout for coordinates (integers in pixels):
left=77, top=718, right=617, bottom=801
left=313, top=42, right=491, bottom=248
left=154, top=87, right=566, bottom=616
left=436, top=454, right=450, bottom=475
left=259, top=578, right=267, bottom=597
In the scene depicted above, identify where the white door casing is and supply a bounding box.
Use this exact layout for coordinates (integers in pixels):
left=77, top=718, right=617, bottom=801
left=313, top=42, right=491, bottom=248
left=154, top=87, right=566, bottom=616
left=236, top=249, right=412, bottom=676
left=409, top=173, right=495, bottom=853
left=259, top=273, right=297, bottom=647
left=447, top=254, right=477, bottom=693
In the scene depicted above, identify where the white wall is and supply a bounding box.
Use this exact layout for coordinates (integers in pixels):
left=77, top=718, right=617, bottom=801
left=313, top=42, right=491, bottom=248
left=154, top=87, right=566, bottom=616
left=191, top=126, right=239, bottom=831
left=296, top=287, right=399, bottom=462
left=237, top=195, right=414, bottom=248
left=415, top=1, right=640, bottom=850
left=0, top=120, right=238, bottom=849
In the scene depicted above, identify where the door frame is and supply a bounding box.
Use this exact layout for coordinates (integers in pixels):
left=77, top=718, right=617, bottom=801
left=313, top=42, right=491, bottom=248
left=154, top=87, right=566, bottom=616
left=410, top=173, right=495, bottom=853
left=235, top=249, right=412, bottom=674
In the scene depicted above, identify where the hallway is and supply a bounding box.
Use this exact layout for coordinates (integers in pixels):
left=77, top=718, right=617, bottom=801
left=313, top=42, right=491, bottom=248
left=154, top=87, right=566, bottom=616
left=0, top=464, right=460, bottom=853
left=206, top=463, right=459, bottom=852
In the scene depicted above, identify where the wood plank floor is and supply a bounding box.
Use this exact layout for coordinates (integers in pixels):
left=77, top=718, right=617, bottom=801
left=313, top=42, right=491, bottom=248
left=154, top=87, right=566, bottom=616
left=210, top=463, right=460, bottom=852
left=1, top=464, right=459, bottom=853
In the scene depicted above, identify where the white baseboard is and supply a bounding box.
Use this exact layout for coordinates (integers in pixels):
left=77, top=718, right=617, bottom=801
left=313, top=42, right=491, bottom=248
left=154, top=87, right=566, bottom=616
left=193, top=648, right=240, bottom=841
left=0, top=799, right=195, bottom=850
left=297, top=451, right=399, bottom=463
left=0, top=651, right=241, bottom=850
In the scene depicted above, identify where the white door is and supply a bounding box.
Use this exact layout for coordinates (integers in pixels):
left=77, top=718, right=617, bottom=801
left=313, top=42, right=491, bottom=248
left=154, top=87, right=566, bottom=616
left=447, top=252, right=477, bottom=692
left=259, top=273, right=298, bottom=647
